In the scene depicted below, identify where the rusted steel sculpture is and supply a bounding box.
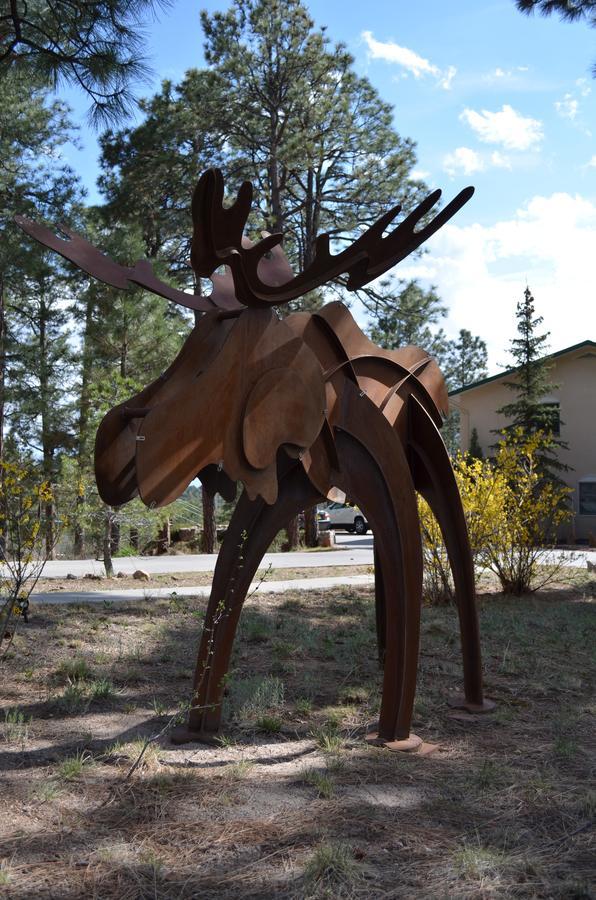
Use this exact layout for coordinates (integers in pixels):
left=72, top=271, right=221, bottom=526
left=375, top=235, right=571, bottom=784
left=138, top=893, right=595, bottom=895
left=16, top=168, right=494, bottom=752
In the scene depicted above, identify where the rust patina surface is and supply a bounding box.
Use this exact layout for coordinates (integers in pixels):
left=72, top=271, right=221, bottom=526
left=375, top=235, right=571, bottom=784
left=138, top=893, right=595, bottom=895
left=17, top=169, right=494, bottom=751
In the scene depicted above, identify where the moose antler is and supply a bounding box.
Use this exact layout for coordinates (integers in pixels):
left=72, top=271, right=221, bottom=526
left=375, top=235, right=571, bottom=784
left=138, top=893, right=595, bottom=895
left=16, top=168, right=473, bottom=313
left=13, top=215, right=231, bottom=313
left=190, top=168, right=474, bottom=307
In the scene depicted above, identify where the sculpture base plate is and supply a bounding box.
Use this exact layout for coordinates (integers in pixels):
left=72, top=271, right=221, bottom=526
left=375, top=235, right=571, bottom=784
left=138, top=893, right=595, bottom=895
left=365, top=731, right=424, bottom=753
left=170, top=725, right=220, bottom=746
left=447, top=695, right=497, bottom=714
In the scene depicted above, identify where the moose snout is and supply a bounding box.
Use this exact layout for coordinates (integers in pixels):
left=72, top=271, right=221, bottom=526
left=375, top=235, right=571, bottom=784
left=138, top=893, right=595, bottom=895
left=95, top=403, right=149, bottom=506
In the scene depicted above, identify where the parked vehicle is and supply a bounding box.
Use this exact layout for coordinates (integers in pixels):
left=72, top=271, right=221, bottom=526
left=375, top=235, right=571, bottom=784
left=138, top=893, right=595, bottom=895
left=325, top=502, right=369, bottom=534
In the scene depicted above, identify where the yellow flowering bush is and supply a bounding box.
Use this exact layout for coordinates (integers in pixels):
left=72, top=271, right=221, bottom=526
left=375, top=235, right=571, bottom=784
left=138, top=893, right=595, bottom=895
left=0, top=460, right=57, bottom=655
left=419, top=433, right=572, bottom=601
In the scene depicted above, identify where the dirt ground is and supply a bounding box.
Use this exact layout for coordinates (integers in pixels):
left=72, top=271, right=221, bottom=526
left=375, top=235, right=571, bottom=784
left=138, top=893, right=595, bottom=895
left=0, top=576, right=594, bottom=898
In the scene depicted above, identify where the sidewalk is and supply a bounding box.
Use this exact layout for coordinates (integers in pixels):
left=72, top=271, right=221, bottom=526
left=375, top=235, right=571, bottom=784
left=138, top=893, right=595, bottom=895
left=31, top=573, right=376, bottom=605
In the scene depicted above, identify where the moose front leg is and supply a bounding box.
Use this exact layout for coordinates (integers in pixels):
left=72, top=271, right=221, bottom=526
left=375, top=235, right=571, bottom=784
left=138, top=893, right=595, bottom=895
left=171, top=461, right=322, bottom=744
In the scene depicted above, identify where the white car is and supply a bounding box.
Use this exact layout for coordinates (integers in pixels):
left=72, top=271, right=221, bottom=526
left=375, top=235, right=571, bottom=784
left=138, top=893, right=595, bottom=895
left=325, top=502, right=369, bottom=534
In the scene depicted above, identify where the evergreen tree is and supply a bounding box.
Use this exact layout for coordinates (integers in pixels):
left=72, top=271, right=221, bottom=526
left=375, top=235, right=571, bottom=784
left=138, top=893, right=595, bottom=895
left=441, top=329, right=488, bottom=456
left=7, top=264, right=76, bottom=556
left=68, top=212, right=189, bottom=558
left=98, top=73, right=225, bottom=281
left=496, top=286, right=567, bottom=476
left=199, top=0, right=426, bottom=309
left=369, top=280, right=449, bottom=365
left=0, top=0, right=170, bottom=124
left=0, top=72, right=79, bottom=468
left=516, top=1, right=595, bottom=75
left=468, top=427, right=484, bottom=460
left=444, top=330, right=488, bottom=392
left=98, top=80, right=223, bottom=551
left=0, top=71, right=80, bottom=555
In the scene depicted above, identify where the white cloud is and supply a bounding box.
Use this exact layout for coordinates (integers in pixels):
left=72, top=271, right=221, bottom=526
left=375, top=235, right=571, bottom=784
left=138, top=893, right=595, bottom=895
left=484, top=65, right=529, bottom=82
left=460, top=104, right=543, bottom=150
left=555, top=93, right=579, bottom=120
left=490, top=151, right=512, bottom=169
left=391, top=193, right=596, bottom=369
left=439, top=65, right=457, bottom=90
left=361, top=31, right=455, bottom=88
left=442, top=148, right=513, bottom=177
left=410, top=168, right=431, bottom=180
left=588, top=155, right=596, bottom=168
left=576, top=77, right=592, bottom=97
left=362, top=31, right=438, bottom=77
left=443, top=147, right=485, bottom=177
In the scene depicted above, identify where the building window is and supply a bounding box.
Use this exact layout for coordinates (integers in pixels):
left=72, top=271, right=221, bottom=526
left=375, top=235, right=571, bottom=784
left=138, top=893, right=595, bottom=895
left=579, top=481, right=596, bottom=515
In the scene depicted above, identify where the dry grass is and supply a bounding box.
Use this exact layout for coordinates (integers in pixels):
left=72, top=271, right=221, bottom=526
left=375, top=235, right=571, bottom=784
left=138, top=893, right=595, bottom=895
left=0, top=576, right=594, bottom=898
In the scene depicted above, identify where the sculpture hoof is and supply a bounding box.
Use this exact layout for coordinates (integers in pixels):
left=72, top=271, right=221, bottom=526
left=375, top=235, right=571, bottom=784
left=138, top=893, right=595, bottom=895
left=365, top=730, right=423, bottom=753
left=170, top=725, right=220, bottom=746
left=447, top=695, right=496, bottom=714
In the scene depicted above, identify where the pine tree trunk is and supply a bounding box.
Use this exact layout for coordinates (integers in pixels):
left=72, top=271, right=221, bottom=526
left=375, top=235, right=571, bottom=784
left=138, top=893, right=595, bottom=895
left=158, top=518, right=171, bottom=554
left=39, top=299, right=55, bottom=560
left=286, top=515, right=299, bottom=550
left=0, top=273, right=4, bottom=468
left=0, top=274, right=6, bottom=558
left=103, top=507, right=114, bottom=578
left=202, top=491, right=217, bottom=553
left=304, top=505, right=319, bottom=548
left=73, top=506, right=84, bottom=558
left=110, top=517, right=120, bottom=555
left=130, top=526, right=139, bottom=552
left=45, top=498, right=55, bottom=559
left=73, top=295, right=95, bottom=559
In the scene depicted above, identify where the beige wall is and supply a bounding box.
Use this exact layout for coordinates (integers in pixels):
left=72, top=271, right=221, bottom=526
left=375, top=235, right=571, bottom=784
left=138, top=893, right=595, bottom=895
left=452, top=347, right=596, bottom=541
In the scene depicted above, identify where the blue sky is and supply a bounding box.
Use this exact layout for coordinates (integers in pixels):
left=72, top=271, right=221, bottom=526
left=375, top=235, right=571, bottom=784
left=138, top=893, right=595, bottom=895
left=62, top=0, right=596, bottom=371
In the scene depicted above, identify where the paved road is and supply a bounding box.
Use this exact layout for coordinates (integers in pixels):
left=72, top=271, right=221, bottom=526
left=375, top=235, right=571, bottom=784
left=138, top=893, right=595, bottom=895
left=35, top=533, right=375, bottom=578
left=32, top=573, right=376, bottom=605
left=17, top=533, right=596, bottom=581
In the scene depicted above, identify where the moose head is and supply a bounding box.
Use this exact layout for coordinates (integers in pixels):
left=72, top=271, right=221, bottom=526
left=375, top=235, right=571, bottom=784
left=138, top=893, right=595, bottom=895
left=17, top=169, right=493, bottom=751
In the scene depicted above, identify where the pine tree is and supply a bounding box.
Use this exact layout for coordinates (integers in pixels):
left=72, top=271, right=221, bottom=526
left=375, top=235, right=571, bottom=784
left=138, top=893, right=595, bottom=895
left=0, top=71, right=81, bottom=555
left=441, top=329, right=488, bottom=455
left=7, top=265, right=76, bottom=557
left=516, top=0, right=596, bottom=75
left=369, top=280, right=449, bottom=363
left=444, top=330, right=488, bottom=392
left=0, top=72, right=79, bottom=470
left=496, top=286, right=567, bottom=476
left=68, top=212, right=189, bottom=558
left=199, top=0, right=425, bottom=309
left=468, top=427, right=484, bottom=460
left=0, top=0, right=170, bottom=125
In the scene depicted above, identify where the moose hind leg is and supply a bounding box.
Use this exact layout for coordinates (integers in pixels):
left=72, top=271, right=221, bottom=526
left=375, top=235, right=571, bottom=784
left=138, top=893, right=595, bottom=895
left=408, top=395, right=493, bottom=712
left=333, top=428, right=424, bottom=748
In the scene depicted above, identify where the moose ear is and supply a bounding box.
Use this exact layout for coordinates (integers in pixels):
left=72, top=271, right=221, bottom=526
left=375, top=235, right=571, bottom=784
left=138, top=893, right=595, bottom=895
left=243, top=368, right=324, bottom=470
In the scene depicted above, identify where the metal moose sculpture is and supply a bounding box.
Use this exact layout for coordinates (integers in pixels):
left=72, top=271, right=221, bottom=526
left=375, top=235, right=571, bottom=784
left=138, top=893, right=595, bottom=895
left=16, top=168, right=494, bottom=752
